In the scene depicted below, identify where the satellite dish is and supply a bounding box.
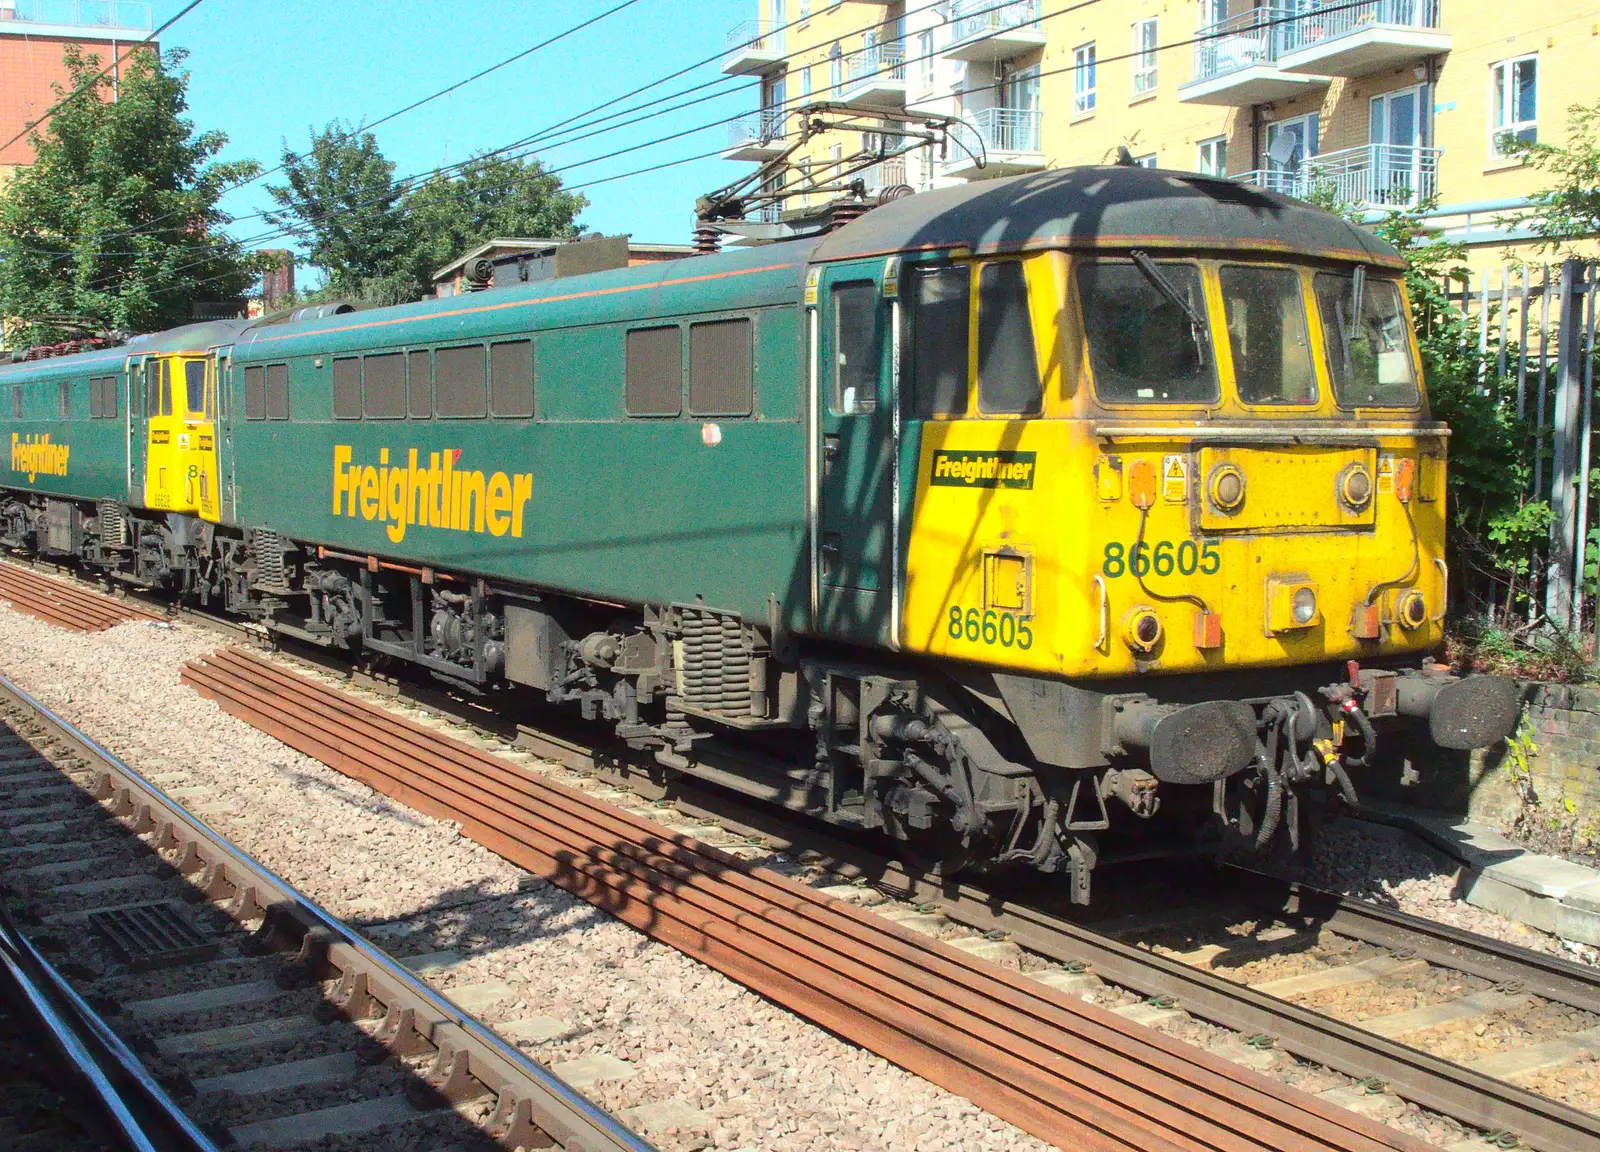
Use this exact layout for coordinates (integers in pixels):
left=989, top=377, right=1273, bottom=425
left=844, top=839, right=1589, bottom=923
left=1268, top=132, right=1299, bottom=167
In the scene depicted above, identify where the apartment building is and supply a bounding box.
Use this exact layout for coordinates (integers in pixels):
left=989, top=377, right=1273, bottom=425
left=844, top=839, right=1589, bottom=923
left=720, top=1, right=1598, bottom=267
left=0, top=0, right=156, bottom=184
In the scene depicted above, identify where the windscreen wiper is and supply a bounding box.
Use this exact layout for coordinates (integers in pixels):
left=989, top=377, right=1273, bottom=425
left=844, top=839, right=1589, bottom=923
left=1130, top=250, right=1208, bottom=359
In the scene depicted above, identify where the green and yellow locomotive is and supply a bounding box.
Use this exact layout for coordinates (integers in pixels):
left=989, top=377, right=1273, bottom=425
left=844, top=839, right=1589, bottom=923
left=0, top=166, right=1519, bottom=900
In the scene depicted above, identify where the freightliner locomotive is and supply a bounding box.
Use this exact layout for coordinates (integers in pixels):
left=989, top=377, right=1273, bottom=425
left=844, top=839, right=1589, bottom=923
left=0, top=167, right=1520, bottom=901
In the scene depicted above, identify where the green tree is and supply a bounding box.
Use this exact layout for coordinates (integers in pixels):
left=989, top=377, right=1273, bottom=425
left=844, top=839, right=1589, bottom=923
left=266, top=131, right=588, bottom=306
left=0, top=46, right=262, bottom=346
left=1500, top=99, right=1600, bottom=255
left=264, top=122, right=408, bottom=298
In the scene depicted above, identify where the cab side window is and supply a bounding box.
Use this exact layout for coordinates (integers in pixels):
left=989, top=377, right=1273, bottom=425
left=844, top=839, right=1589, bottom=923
left=625, top=326, right=682, bottom=416
left=831, top=282, right=879, bottom=415
left=909, top=265, right=970, bottom=418
left=977, top=262, right=1041, bottom=415
left=689, top=319, right=752, bottom=416
left=159, top=360, right=173, bottom=416
left=265, top=364, right=290, bottom=420
left=436, top=344, right=487, bottom=418
left=244, top=366, right=266, bottom=420
left=144, top=361, right=160, bottom=415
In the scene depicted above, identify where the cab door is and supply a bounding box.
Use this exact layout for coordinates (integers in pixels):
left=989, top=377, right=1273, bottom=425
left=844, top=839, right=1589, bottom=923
left=125, top=355, right=152, bottom=507
left=814, top=261, right=898, bottom=646
left=212, top=347, right=237, bottom=522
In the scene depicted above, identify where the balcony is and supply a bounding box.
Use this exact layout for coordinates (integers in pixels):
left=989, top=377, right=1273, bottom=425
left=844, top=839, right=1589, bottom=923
left=721, top=20, right=786, bottom=77
left=1238, top=143, right=1440, bottom=208
left=944, top=0, right=1047, bottom=63
left=1277, top=0, right=1450, bottom=78
left=941, top=107, right=1045, bottom=179
left=840, top=42, right=906, bottom=111
left=1179, top=7, right=1328, bottom=107
left=723, top=110, right=790, bottom=162
left=0, top=0, right=152, bottom=31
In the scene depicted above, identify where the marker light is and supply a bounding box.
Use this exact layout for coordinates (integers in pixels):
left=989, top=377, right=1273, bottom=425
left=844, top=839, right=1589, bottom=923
left=1396, top=590, right=1427, bottom=630
left=1292, top=586, right=1318, bottom=625
left=1124, top=607, right=1163, bottom=654
left=1338, top=462, right=1373, bottom=512
left=1207, top=464, right=1245, bottom=513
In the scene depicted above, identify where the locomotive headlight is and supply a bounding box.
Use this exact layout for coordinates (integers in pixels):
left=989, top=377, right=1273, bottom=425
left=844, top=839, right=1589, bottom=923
left=1265, top=576, right=1321, bottom=634
left=1338, top=462, right=1374, bottom=512
left=1207, top=464, right=1246, bottom=513
left=1123, top=607, right=1163, bottom=654
left=1396, top=590, right=1428, bottom=630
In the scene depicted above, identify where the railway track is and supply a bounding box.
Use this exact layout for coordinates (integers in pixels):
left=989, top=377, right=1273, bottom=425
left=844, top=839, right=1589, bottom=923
left=0, top=670, right=652, bottom=1152
left=183, top=643, right=1470, bottom=1152
left=9, top=557, right=1600, bottom=1150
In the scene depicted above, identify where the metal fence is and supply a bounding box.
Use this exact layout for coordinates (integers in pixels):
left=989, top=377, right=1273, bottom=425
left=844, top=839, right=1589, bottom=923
left=951, top=0, right=1040, bottom=42
left=1191, top=6, right=1294, bottom=83
left=1443, top=259, right=1600, bottom=638
left=946, top=106, right=1043, bottom=166
left=1278, top=0, right=1441, bottom=55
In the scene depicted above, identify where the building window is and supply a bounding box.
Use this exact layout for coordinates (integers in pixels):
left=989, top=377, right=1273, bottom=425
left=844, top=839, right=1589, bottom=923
left=1132, top=19, right=1157, bottom=95
left=1073, top=43, right=1096, bottom=115
left=1203, top=0, right=1227, bottom=28
left=829, top=43, right=843, bottom=93
left=1490, top=55, right=1537, bottom=156
left=799, top=0, right=809, bottom=21
left=918, top=31, right=934, bottom=90
left=801, top=65, right=812, bottom=100
left=1197, top=135, right=1227, bottom=175
left=1132, top=153, right=1158, bottom=168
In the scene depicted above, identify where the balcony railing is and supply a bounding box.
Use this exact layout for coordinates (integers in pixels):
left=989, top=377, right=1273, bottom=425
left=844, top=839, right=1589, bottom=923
left=725, top=18, right=785, bottom=53
left=1240, top=143, right=1440, bottom=207
left=949, top=106, right=1043, bottom=160
left=864, top=156, right=908, bottom=191
left=727, top=109, right=789, bottom=151
left=1191, top=6, right=1296, bottom=83
left=951, top=0, right=1040, bottom=42
left=3, top=0, right=152, bottom=29
left=845, top=40, right=906, bottom=88
left=1278, top=0, right=1441, bottom=55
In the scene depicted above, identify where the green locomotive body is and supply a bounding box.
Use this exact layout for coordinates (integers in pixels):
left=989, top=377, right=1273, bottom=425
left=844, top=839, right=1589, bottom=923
left=0, top=168, right=1521, bottom=901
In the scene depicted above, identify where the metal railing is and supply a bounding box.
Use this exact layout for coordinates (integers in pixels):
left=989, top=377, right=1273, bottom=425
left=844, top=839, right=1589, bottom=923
left=947, top=105, right=1043, bottom=166
left=725, top=18, right=785, bottom=52
left=727, top=109, right=789, bottom=150
left=845, top=40, right=906, bottom=89
left=1238, top=143, right=1440, bottom=206
left=1278, top=0, right=1441, bottom=55
left=951, top=0, right=1040, bottom=42
left=3, top=0, right=152, bottom=29
left=1190, top=6, right=1295, bottom=83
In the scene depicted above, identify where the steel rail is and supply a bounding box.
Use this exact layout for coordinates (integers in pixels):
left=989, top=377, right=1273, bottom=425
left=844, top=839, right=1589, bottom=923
left=0, top=671, right=654, bottom=1152
left=517, top=738, right=1600, bottom=1152
left=0, top=904, right=220, bottom=1152
left=182, top=645, right=1436, bottom=1152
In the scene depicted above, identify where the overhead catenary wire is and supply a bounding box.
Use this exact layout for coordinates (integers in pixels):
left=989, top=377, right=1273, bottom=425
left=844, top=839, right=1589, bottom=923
left=19, top=0, right=652, bottom=261
left=94, top=0, right=1100, bottom=284
left=97, top=0, right=1383, bottom=295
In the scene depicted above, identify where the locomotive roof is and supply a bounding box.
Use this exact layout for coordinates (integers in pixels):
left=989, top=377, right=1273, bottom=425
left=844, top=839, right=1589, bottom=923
left=0, top=318, right=252, bottom=381
left=813, top=165, right=1406, bottom=270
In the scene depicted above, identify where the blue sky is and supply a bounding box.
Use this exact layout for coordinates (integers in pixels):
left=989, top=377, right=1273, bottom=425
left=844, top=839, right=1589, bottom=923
left=142, top=0, right=755, bottom=256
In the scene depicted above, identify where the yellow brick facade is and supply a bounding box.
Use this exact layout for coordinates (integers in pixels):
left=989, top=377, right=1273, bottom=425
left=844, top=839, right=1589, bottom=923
left=724, top=1, right=1599, bottom=269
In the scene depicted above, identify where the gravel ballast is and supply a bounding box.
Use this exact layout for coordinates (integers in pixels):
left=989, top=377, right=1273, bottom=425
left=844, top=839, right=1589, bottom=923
left=0, top=608, right=1051, bottom=1152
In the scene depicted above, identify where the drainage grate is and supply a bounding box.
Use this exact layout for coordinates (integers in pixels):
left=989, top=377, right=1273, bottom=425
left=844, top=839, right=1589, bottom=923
left=88, top=901, right=219, bottom=971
